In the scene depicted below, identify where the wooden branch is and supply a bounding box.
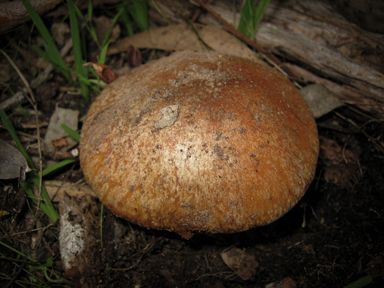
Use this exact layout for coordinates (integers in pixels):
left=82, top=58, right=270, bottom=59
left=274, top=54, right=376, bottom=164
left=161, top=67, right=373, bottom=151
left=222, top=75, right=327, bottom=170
left=196, top=0, right=384, bottom=119
left=196, top=1, right=283, bottom=68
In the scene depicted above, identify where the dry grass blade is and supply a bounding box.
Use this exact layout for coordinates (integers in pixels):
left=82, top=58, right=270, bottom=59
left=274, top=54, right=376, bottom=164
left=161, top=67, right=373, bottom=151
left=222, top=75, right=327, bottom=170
left=0, top=49, right=43, bottom=196
left=0, top=49, right=59, bottom=223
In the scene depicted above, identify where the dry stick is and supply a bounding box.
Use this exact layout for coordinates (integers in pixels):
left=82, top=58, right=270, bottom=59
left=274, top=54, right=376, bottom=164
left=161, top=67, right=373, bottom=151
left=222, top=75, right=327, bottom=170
left=196, top=1, right=295, bottom=79
left=0, top=49, right=44, bottom=201
left=190, top=0, right=209, bottom=22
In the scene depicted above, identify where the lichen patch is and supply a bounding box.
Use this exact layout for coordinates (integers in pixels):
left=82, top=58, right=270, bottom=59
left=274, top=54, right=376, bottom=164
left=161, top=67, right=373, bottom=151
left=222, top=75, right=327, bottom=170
left=154, top=105, right=179, bottom=129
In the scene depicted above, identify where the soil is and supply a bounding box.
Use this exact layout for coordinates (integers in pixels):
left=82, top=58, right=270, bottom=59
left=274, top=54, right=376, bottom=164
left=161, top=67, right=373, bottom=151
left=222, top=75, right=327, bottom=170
left=0, top=3, right=384, bottom=288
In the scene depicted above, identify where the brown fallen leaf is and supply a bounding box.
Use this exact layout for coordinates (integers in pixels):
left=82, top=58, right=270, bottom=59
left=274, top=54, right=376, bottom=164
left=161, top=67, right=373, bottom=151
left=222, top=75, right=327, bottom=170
left=83, top=62, right=119, bottom=84
left=108, top=23, right=257, bottom=61
left=0, top=139, right=31, bottom=180
left=43, top=106, right=79, bottom=153
left=195, top=24, right=257, bottom=61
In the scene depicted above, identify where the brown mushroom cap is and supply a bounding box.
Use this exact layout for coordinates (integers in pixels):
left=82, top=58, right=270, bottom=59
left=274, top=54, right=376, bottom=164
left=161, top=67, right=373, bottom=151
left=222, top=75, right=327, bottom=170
left=80, top=51, right=319, bottom=239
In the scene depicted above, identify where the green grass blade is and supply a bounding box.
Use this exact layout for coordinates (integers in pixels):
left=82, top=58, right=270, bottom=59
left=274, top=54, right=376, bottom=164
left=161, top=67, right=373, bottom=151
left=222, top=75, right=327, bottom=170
left=89, top=83, right=102, bottom=94
left=61, top=123, right=81, bottom=142
left=101, top=9, right=123, bottom=48
left=0, top=247, right=60, bottom=287
left=42, top=159, right=77, bottom=177
left=0, top=241, right=31, bottom=260
left=98, top=41, right=111, bottom=64
left=133, top=0, right=149, bottom=31
left=237, top=0, right=270, bottom=39
left=75, top=1, right=99, bottom=46
left=120, top=4, right=134, bottom=36
left=21, top=0, right=71, bottom=81
left=34, top=45, right=54, bottom=66
left=238, top=0, right=256, bottom=38
left=253, top=0, right=270, bottom=31
left=1, top=109, right=59, bottom=223
left=344, top=275, right=373, bottom=288
left=88, top=0, right=94, bottom=23
left=35, top=44, right=72, bottom=79
left=79, top=73, right=103, bottom=94
left=68, top=0, right=89, bottom=102
left=130, top=0, right=148, bottom=32
left=17, top=105, right=31, bottom=117
left=87, top=0, right=99, bottom=45
left=22, top=179, right=59, bottom=223
left=0, top=109, right=34, bottom=169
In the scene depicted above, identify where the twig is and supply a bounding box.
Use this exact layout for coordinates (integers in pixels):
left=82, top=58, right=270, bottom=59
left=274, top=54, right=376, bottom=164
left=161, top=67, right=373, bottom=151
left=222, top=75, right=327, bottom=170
left=25, top=148, right=78, bottom=160
left=190, top=0, right=209, bottom=22
left=0, top=91, right=26, bottom=112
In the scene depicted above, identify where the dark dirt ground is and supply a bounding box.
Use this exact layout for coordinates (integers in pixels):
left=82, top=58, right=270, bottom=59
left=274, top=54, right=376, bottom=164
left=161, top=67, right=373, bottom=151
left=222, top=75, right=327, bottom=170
left=1, top=2, right=384, bottom=288
left=1, top=96, right=383, bottom=288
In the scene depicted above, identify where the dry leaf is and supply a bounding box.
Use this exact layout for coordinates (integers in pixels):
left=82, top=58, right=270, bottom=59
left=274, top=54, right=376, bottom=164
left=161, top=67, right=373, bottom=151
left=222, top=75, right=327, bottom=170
left=0, top=139, right=31, bottom=180
left=195, top=24, right=257, bottom=61
left=300, top=83, right=343, bottom=119
left=83, top=62, right=119, bottom=84
left=43, top=107, right=79, bottom=152
left=108, top=23, right=257, bottom=61
left=108, top=23, right=203, bottom=54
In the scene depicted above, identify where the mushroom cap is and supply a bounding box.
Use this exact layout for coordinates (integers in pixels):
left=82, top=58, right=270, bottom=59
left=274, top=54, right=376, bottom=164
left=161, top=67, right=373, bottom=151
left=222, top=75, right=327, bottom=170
left=80, top=51, right=319, bottom=239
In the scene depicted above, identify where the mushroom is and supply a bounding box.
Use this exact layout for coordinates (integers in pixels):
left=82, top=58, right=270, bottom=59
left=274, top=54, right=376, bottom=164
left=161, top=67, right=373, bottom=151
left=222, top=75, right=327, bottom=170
left=80, top=51, right=319, bottom=239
